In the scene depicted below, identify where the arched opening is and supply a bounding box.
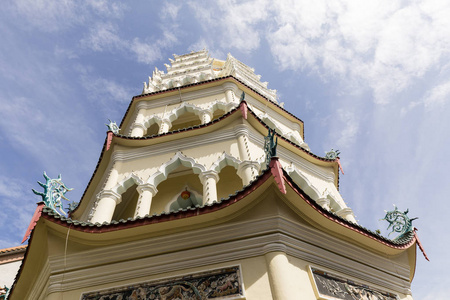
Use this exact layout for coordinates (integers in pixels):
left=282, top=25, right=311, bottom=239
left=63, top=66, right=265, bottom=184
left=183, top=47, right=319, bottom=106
left=217, top=166, right=243, bottom=200
left=171, top=111, right=202, bottom=131
left=146, top=122, right=160, bottom=136
left=212, top=108, right=225, bottom=120
left=151, top=164, right=203, bottom=214
left=112, top=183, right=139, bottom=221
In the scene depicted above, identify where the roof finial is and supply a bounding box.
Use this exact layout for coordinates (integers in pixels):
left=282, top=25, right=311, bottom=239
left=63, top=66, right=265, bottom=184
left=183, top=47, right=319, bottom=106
left=32, top=172, right=73, bottom=216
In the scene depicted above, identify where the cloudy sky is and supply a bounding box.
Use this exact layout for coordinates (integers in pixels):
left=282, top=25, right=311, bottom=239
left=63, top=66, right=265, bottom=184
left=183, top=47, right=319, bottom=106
left=0, top=0, right=448, bottom=298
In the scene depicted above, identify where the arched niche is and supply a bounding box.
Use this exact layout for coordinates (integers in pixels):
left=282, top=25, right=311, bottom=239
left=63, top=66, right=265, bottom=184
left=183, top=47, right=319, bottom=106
left=216, top=166, right=243, bottom=200
left=150, top=164, right=203, bottom=215
left=166, top=185, right=203, bottom=212
left=166, top=103, right=203, bottom=131
left=142, top=116, right=161, bottom=136
left=108, top=174, right=144, bottom=221
left=111, top=183, right=139, bottom=221
left=171, top=110, right=202, bottom=131
left=210, top=153, right=244, bottom=198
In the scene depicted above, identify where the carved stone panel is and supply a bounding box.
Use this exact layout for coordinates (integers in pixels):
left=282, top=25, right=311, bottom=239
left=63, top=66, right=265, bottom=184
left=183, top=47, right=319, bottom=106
left=82, top=266, right=244, bottom=300
left=310, top=267, right=398, bottom=300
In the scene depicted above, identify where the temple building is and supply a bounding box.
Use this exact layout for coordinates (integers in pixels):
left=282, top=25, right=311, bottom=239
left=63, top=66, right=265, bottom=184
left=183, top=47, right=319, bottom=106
left=9, top=50, right=420, bottom=299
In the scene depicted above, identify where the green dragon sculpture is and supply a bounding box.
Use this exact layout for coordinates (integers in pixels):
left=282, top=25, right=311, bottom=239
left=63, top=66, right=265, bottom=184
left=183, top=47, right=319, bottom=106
left=381, top=205, right=417, bottom=241
left=32, top=172, right=73, bottom=216
left=264, top=128, right=278, bottom=166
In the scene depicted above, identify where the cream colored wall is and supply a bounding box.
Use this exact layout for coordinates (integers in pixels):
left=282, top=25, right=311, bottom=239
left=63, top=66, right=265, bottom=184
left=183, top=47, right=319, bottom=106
left=51, top=257, right=274, bottom=300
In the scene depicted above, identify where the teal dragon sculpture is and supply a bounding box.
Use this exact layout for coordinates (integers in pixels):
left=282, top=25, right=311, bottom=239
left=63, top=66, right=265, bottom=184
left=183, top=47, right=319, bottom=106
left=381, top=205, right=417, bottom=241
left=106, top=119, right=120, bottom=134
left=264, top=128, right=278, bottom=166
left=32, top=172, right=73, bottom=216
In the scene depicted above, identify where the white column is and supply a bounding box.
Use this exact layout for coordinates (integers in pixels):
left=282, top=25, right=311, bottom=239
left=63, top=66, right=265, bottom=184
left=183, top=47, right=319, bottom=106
left=104, top=165, right=120, bottom=190
left=200, top=171, right=219, bottom=205
left=265, top=250, right=298, bottom=300
left=223, top=82, right=237, bottom=103
left=158, top=118, right=172, bottom=134
left=91, top=190, right=121, bottom=224
left=135, top=184, right=157, bottom=218
left=237, top=161, right=260, bottom=186
left=201, top=111, right=212, bottom=124
left=130, top=123, right=146, bottom=137
left=235, top=126, right=259, bottom=185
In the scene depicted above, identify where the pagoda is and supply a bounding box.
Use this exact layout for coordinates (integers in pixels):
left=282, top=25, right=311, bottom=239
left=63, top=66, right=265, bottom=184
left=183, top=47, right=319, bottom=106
left=10, top=50, right=419, bottom=299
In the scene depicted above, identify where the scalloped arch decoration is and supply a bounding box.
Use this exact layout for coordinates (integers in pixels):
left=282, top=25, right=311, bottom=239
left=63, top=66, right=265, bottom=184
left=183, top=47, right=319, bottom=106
left=205, top=101, right=237, bottom=116
left=147, top=152, right=206, bottom=187
left=210, top=152, right=242, bottom=173
left=166, top=102, right=204, bottom=123
left=113, top=173, right=144, bottom=195
left=142, top=115, right=162, bottom=129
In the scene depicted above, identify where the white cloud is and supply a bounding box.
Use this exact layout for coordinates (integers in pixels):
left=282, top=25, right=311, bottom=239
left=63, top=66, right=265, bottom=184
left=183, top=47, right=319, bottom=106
left=197, top=0, right=450, bottom=104
left=423, top=80, right=450, bottom=107
left=80, top=23, right=176, bottom=65
left=335, top=108, right=359, bottom=147
left=81, top=22, right=124, bottom=52
left=11, top=0, right=125, bottom=32
left=188, top=0, right=269, bottom=53
left=161, top=2, right=181, bottom=20
left=0, top=175, right=36, bottom=246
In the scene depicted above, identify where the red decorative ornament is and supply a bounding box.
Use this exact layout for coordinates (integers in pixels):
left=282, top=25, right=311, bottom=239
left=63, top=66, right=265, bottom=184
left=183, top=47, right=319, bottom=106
left=180, top=190, right=191, bottom=200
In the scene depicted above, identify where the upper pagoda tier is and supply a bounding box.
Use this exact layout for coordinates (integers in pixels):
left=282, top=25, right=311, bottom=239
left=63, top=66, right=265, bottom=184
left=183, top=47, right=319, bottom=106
left=142, top=50, right=278, bottom=103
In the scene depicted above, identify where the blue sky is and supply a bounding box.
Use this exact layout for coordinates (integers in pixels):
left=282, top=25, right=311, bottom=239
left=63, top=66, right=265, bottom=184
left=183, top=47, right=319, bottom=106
left=0, top=1, right=448, bottom=298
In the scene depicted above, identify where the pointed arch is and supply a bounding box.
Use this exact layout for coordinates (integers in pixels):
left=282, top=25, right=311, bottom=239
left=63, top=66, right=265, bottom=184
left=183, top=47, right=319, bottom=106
left=166, top=102, right=204, bottom=123
left=210, top=152, right=242, bottom=173
left=141, top=115, right=162, bottom=136
left=113, top=173, right=144, bottom=195
left=148, top=152, right=206, bottom=188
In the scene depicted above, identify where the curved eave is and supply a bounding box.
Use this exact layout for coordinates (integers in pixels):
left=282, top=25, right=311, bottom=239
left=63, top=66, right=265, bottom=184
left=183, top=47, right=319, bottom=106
left=52, top=161, right=414, bottom=253
left=11, top=159, right=416, bottom=298
left=282, top=169, right=416, bottom=254
left=120, top=75, right=305, bottom=139
left=71, top=101, right=339, bottom=218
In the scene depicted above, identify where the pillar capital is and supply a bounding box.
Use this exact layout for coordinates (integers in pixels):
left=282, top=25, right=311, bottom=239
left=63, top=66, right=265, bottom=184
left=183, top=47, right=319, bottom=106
left=336, top=207, right=356, bottom=223
left=316, top=197, right=330, bottom=210
left=137, top=183, right=158, bottom=195
left=199, top=170, right=220, bottom=184
left=222, top=82, right=238, bottom=92
left=237, top=161, right=260, bottom=177
left=161, top=118, right=172, bottom=127
left=132, top=122, right=147, bottom=131
left=96, top=189, right=122, bottom=204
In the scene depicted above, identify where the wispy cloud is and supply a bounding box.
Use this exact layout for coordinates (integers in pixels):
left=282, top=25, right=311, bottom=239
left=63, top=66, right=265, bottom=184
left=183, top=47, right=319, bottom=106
left=11, top=0, right=126, bottom=32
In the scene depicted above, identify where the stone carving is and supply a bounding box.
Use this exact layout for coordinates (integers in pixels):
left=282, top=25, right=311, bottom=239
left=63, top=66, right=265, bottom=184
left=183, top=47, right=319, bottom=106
left=82, top=266, right=243, bottom=300
left=311, top=268, right=398, bottom=300
left=32, top=172, right=73, bottom=216
left=381, top=205, right=417, bottom=241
